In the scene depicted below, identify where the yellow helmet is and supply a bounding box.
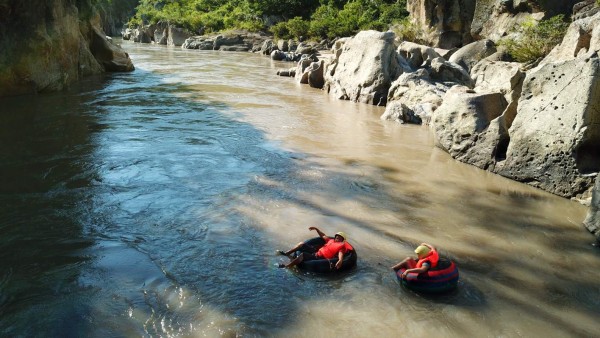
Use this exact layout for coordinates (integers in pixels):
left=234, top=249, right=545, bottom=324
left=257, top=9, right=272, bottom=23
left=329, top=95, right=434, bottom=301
left=414, top=245, right=430, bottom=255
left=335, top=232, right=348, bottom=241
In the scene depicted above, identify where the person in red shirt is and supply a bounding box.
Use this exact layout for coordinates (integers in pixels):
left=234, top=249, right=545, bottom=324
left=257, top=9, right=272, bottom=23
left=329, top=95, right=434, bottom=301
left=391, top=242, right=439, bottom=278
left=277, top=226, right=351, bottom=269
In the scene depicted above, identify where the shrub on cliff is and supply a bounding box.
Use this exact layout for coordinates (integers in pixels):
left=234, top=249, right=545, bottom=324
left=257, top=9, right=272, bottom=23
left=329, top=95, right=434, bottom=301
left=391, top=17, right=430, bottom=45
left=499, top=15, right=569, bottom=63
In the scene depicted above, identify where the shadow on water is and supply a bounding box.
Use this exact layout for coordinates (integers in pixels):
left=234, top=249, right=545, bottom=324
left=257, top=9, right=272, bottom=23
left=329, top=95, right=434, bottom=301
left=0, top=63, right=424, bottom=336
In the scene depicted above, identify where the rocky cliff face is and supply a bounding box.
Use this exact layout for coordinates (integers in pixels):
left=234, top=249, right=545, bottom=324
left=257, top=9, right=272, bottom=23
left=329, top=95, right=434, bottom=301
left=407, top=0, right=580, bottom=45
left=0, top=0, right=134, bottom=97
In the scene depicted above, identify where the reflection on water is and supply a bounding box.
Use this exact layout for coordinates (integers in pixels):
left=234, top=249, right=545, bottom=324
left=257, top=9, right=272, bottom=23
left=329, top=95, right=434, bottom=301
left=0, top=41, right=599, bottom=337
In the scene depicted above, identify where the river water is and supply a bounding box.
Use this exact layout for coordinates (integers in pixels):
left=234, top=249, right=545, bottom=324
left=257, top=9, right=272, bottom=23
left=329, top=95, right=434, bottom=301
left=1, top=41, right=599, bottom=337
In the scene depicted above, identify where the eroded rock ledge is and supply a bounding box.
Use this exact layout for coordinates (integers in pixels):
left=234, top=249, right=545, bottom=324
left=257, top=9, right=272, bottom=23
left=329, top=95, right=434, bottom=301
left=0, top=0, right=134, bottom=97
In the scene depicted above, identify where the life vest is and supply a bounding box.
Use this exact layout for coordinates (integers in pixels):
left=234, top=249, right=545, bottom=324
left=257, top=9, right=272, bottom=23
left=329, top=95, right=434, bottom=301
left=316, top=238, right=352, bottom=259
left=416, top=249, right=439, bottom=269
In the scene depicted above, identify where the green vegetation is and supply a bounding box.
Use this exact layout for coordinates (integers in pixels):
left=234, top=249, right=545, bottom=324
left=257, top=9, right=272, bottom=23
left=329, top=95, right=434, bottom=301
left=390, top=17, right=429, bottom=45
left=128, top=0, right=409, bottom=40
left=499, top=15, right=569, bottom=63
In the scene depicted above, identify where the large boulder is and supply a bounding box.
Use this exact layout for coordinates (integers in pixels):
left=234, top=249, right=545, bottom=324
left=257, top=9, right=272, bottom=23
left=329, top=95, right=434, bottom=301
left=168, top=26, right=192, bottom=46
left=407, top=0, right=476, bottom=48
left=214, top=34, right=243, bottom=50
left=449, top=39, right=497, bottom=73
left=383, top=68, right=451, bottom=124
left=583, top=175, right=600, bottom=241
left=397, top=41, right=442, bottom=69
left=261, top=39, right=277, bottom=55
left=432, top=87, right=508, bottom=169
left=154, top=23, right=168, bottom=45
left=89, top=25, right=134, bottom=72
left=494, top=57, right=600, bottom=198
left=381, top=101, right=424, bottom=124
left=471, top=59, right=525, bottom=127
left=323, top=30, right=403, bottom=106
left=132, top=26, right=152, bottom=43
left=305, top=60, right=325, bottom=89
left=428, top=57, right=474, bottom=87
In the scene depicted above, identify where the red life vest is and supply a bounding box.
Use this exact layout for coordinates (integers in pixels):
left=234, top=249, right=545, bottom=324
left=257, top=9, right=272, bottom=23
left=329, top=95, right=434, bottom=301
left=316, top=238, right=352, bottom=259
left=416, top=249, right=439, bottom=269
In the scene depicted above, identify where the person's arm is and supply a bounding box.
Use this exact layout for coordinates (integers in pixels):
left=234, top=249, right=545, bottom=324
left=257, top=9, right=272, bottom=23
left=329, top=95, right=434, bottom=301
left=421, top=243, right=436, bottom=252
left=401, top=262, right=430, bottom=278
left=335, top=250, right=344, bottom=269
left=308, top=226, right=328, bottom=240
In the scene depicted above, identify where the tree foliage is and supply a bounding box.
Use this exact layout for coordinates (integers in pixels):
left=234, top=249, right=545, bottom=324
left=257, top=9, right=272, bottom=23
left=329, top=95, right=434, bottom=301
left=128, top=0, right=409, bottom=40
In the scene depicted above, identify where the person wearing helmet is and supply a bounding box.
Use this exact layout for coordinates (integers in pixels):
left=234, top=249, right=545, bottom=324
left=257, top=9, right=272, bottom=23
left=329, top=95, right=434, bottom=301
left=277, top=226, right=351, bottom=269
left=391, top=242, right=439, bottom=278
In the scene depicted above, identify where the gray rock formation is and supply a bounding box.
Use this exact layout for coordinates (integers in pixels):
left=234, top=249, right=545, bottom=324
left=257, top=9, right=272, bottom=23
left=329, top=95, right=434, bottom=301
left=407, top=0, right=477, bottom=48
left=153, top=23, right=168, bottom=45
left=471, top=0, right=543, bottom=41
left=88, top=25, right=134, bottom=72
left=383, top=68, right=451, bottom=124
left=323, top=30, right=403, bottom=106
left=0, top=0, right=133, bottom=97
left=182, top=31, right=269, bottom=52
left=544, top=10, right=600, bottom=63
left=449, top=39, right=497, bottom=73
left=307, top=60, right=325, bottom=89
left=428, top=57, right=474, bottom=87
left=583, top=175, right=600, bottom=241
left=381, top=101, right=424, bottom=124
left=471, top=59, right=525, bottom=127
left=494, top=56, right=600, bottom=198
left=573, top=0, right=600, bottom=21
left=397, top=41, right=443, bottom=69
left=132, top=26, right=153, bottom=43
left=432, top=86, right=508, bottom=169
left=168, top=26, right=192, bottom=47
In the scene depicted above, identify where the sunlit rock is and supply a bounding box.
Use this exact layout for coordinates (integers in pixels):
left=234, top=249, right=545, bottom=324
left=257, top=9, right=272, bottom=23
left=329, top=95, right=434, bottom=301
left=428, top=57, right=474, bottom=87
left=494, top=57, right=600, bottom=198
left=543, top=10, right=600, bottom=64
left=432, top=86, right=508, bottom=169
left=397, top=41, right=442, bottom=69
left=583, top=175, right=600, bottom=241
left=383, top=68, right=450, bottom=125
left=471, top=59, right=525, bottom=128
left=323, top=30, right=402, bottom=106
left=449, top=39, right=497, bottom=73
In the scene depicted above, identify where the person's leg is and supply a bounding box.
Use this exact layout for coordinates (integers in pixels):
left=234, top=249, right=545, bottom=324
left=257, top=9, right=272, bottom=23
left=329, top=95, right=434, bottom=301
left=279, top=252, right=317, bottom=268
left=391, top=257, right=417, bottom=271
left=277, top=242, right=306, bottom=257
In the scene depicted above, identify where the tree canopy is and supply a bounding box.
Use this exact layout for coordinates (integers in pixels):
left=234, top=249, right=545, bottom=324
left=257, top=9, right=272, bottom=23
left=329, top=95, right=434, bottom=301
left=126, top=0, right=409, bottom=40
